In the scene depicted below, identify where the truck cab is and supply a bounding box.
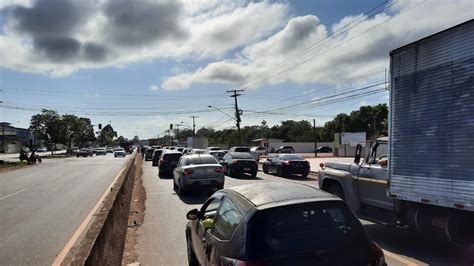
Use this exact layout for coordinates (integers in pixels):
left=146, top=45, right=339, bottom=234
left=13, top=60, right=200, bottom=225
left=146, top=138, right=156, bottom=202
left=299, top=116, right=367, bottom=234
left=319, top=137, right=398, bottom=225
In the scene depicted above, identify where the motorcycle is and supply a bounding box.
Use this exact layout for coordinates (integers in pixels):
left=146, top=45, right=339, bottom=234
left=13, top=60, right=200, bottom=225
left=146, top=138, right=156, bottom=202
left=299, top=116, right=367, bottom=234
left=29, top=152, right=42, bottom=164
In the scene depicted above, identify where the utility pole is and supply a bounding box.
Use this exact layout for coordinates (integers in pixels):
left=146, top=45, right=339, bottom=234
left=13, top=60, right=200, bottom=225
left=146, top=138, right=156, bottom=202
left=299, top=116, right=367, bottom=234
left=189, top=116, right=198, bottom=136
left=313, top=119, right=318, bottom=157
left=227, top=89, right=244, bottom=144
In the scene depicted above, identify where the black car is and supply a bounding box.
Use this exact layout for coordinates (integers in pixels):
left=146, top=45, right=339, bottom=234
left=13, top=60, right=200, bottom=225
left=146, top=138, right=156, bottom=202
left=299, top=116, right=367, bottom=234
left=76, top=148, right=93, bottom=157
left=158, top=151, right=182, bottom=177
left=185, top=182, right=386, bottom=266
left=221, top=152, right=258, bottom=178
left=145, top=148, right=155, bottom=161
left=228, top=146, right=251, bottom=153
left=263, top=154, right=310, bottom=178
left=316, top=146, right=333, bottom=153
left=152, top=149, right=163, bottom=166
left=275, top=145, right=295, bottom=153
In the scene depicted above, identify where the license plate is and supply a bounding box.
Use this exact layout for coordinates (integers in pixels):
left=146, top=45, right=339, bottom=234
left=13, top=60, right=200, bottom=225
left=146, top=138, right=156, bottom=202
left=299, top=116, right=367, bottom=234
left=200, top=181, right=211, bottom=185
left=244, top=168, right=251, bottom=171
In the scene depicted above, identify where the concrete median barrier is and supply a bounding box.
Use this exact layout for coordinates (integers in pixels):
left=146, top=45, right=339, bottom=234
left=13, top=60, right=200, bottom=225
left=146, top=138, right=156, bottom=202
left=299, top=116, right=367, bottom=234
left=60, top=151, right=139, bottom=266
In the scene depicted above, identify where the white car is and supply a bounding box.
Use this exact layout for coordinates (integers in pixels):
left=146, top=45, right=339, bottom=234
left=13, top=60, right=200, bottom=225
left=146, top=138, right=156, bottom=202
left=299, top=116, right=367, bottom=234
left=250, top=146, right=268, bottom=155
left=114, top=148, right=126, bottom=157
left=36, top=147, right=47, bottom=152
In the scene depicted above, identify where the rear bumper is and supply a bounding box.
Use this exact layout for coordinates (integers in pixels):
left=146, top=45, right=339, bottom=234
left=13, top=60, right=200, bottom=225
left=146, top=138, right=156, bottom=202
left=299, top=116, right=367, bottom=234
left=231, top=165, right=258, bottom=175
left=282, top=166, right=310, bottom=175
left=182, top=178, right=224, bottom=190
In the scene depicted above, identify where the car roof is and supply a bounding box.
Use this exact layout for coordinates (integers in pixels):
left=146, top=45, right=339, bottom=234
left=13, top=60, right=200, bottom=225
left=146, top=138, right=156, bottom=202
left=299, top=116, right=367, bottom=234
left=225, top=182, right=340, bottom=210
left=183, top=154, right=214, bottom=159
left=163, top=150, right=182, bottom=154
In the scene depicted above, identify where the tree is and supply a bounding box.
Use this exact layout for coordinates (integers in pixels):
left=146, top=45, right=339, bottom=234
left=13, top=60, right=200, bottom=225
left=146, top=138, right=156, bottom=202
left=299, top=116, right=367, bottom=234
left=98, top=124, right=117, bottom=146
left=29, top=109, right=65, bottom=154
left=62, top=115, right=96, bottom=150
left=115, top=135, right=127, bottom=144
left=132, top=135, right=141, bottom=145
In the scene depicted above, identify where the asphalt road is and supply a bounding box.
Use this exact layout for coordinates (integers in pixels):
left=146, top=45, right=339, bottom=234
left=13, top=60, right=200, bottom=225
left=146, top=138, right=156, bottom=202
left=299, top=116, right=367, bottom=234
left=0, top=153, right=132, bottom=265
left=136, top=160, right=474, bottom=266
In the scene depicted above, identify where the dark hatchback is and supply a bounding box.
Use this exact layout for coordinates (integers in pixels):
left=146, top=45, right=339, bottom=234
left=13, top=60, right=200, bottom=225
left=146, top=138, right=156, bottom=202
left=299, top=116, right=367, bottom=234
left=152, top=149, right=163, bottom=166
left=145, top=148, right=155, bottom=161
left=263, top=154, right=310, bottom=178
left=221, top=152, right=258, bottom=178
left=158, top=151, right=182, bottom=177
left=185, top=182, right=386, bottom=266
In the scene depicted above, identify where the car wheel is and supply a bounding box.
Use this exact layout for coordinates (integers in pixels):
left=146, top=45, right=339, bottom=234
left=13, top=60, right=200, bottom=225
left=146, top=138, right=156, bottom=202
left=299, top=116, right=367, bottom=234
left=252, top=172, right=257, bottom=178
left=76, top=155, right=79, bottom=158
left=327, top=184, right=345, bottom=200
left=263, top=165, right=268, bottom=174
left=186, top=230, right=199, bottom=266
left=227, top=167, right=232, bottom=177
left=178, top=182, right=186, bottom=196
left=302, top=173, right=309, bottom=178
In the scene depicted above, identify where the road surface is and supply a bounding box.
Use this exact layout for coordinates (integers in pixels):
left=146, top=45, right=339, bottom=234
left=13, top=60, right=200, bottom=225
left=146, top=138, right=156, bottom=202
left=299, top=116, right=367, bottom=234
left=0, top=153, right=132, bottom=265
left=136, top=160, right=473, bottom=266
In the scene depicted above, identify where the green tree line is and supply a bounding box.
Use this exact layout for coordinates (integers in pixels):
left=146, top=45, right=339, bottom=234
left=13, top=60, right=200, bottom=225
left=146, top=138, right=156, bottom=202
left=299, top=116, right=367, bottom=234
left=170, top=104, right=388, bottom=145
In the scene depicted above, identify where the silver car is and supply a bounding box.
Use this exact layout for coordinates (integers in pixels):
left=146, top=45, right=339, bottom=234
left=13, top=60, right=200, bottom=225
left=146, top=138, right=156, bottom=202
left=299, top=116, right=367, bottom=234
left=173, top=154, right=225, bottom=196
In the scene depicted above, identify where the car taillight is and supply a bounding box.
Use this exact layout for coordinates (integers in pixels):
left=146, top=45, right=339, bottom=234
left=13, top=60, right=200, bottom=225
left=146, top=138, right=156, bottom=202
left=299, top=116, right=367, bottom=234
left=282, top=160, right=290, bottom=165
left=234, top=260, right=265, bottom=266
left=368, top=242, right=385, bottom=266
left=160, top=159, right=167, bottom=164
left=183, top=169, right=194, bottom=176
left=232, top=160, right=239, bottom=165
left=215, top=167, right=224, bottom=173
left=319, top=162, right=325, bottom=169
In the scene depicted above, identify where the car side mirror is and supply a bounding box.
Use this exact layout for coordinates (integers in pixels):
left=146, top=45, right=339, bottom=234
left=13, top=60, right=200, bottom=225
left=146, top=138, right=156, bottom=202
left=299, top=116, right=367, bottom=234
left=186, top=209, right=199, bottom=220
left=354, top=144, right=362, bottom=164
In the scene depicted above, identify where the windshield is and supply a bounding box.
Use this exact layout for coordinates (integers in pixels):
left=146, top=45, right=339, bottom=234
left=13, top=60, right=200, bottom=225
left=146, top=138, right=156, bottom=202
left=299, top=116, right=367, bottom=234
left=186, top=156, right=218, bottom=165
left=232, top=153, right=254, bottom=159
left=281, top=155, right=304, bottom=160
left=248, top=202, right=368, bottom=256
left=163, top=153, right=182, bottom=162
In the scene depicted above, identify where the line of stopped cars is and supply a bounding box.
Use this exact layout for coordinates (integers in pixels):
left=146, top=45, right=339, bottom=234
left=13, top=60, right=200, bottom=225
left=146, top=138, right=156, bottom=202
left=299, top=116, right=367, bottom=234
left=74, top=146, right=129, bottom=158
left=142, top=145, right=386, bottom=265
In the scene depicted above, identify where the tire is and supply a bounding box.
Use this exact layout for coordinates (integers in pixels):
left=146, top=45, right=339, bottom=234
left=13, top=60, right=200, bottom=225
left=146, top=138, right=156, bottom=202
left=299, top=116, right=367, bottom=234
left=263, top=164, right=268, bottom=174
left=186, top=230, right=199, bottom=266
left=327, top=184, right=345, bottom=200
left=277, top=166, right=282, bottom=177
left=77, top=155, right=79, bottom=158
left=251, top=172, right=257, bottom=178
left=178, top=181, right=186, bottom=196
left=302, top=173, right=309, bottom=178
left=227, top=166, right=232, bottom=177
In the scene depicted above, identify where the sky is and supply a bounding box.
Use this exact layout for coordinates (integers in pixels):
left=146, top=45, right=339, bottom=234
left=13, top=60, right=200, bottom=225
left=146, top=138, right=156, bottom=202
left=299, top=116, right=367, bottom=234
left=0, top=0, right=472, bottom=139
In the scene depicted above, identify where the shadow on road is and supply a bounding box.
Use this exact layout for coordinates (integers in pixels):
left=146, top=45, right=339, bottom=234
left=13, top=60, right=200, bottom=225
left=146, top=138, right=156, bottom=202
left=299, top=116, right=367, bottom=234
left=364, top=223, right=474, bottom=265
left=176, top=191, right=210, bottom=205
left=226, top=173, right=264, bottom=180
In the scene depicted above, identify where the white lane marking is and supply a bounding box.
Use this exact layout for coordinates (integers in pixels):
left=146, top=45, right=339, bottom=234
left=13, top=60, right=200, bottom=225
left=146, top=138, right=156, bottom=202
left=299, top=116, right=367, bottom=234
left=52, top=166, right=127, bottom=266
left=383, top=249, right=419, bottom=266
left=0, top=189, right=27, bottom=201
left=0, top=234, right=16, bottom=249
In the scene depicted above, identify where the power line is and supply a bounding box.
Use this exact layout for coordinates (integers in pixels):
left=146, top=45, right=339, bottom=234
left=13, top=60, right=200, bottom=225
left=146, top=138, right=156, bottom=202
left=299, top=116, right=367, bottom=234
left=239, top=0, right=425, bottom=89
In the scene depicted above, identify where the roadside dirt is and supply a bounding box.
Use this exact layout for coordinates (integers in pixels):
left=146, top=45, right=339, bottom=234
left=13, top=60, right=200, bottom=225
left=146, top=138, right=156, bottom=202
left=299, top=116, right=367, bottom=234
left=122, top=158, right=146, bottom=265
left=0, top=161, right=30, bottom=173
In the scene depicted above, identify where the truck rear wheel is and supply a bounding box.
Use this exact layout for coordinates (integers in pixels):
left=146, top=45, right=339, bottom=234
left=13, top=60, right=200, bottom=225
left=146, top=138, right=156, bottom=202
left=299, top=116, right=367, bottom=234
left=327, top=184, right=345, bottom=200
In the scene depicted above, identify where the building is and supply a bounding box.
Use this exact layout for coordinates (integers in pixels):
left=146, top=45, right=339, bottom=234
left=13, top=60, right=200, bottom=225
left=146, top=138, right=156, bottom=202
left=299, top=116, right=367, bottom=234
left=0, top=122, right=38, bottom=153
left=250, top=138, right=284, bottom=149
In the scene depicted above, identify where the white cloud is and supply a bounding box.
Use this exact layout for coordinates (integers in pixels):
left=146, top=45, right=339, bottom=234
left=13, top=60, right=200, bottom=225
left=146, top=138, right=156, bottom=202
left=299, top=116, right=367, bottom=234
left=160, top=0, right=473, bottom=90
left=0, top=0, right=289, bottom=77
left=149, top=85, right=160, bottom=91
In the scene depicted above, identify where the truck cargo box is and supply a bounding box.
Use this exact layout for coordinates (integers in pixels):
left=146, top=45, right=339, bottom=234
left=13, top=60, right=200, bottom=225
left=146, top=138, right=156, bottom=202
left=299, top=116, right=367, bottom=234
left=388, top=20, right=474, bottom=211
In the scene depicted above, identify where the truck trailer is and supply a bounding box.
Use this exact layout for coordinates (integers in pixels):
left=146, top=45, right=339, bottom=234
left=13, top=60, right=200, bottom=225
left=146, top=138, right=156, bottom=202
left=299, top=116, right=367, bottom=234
left=318, top=19, right=474, bottom=245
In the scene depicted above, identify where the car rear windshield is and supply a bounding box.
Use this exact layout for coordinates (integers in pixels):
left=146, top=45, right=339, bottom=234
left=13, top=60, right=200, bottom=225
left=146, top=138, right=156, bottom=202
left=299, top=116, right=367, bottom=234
left=163, top=153, right=182, bottom=162
left=281, top=155, right=304, bottom=160
left=232, top=153, right=254, bottom=159
left=247, top=201, right=368, bottom=257
left=233, top=147, right=250, bottom=152
left=210, top=152, right=224, bottom=157
left=186, top=156, right=218, bottom=165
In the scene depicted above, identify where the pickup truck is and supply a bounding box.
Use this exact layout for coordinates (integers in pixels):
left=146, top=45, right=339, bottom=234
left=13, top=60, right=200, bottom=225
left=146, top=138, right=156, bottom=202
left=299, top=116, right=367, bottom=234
left=319, top=20, right=474, bottom=245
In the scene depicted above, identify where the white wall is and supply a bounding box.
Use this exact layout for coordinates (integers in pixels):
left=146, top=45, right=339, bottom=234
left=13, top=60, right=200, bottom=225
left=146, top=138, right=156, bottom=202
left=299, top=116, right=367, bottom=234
left=268, top=142, right=333, bottom=153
